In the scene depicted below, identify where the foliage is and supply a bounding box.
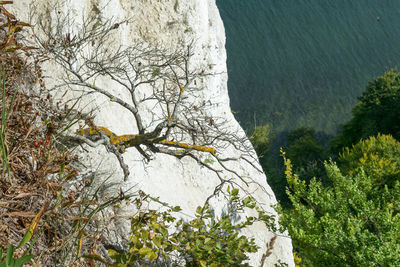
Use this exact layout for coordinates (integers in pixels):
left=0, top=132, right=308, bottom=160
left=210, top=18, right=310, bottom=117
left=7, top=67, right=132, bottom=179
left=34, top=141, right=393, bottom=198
left=330, top=69, right=400, bottom=153
left=250, top=126, right=327, bottom=208
left=285, top=127, right=327, bottom=180
left=108, top=188, right=276, bottom=267
left=0, top=245, right=33, bottom=267
left=293, top=252, right=304, bottom=267
left=277, top=135, right=400, bottom=266
left=250, top=124, right=271, bottom=154
left=286, top=127, right=326, bottom=167
left=339, top=134, right=400, bottom=188
left=249, top=125, right=288, bottom=206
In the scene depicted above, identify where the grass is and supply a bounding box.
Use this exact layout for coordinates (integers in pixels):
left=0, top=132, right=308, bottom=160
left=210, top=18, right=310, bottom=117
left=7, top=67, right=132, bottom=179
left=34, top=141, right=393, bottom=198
left=0, top=3, right=134, bottom=266
left=0, top=68, right=11, bottom=182
left=0, top=41, right=130, bottom=267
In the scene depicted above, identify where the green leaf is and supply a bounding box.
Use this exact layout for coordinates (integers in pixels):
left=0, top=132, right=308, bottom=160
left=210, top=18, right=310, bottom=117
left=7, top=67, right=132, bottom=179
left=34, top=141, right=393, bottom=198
left=14, top=254, right=33, bottom=267
left=203, top=245, right=212, bottom=251
left=147, top=251, right=158, bottom=260
left=138, top=247, right=152, bottom=255
left=153, top=235, right=163, bottom=248
left=196, top=206, right=203, bottom=215
left=199, top=260, right=207, bottom=267
left=18, top=229, right=33, bottom=248
left=171, top=206, right=182, bottom=212
left=59, top=163, right=65, bottom=180
left=160, top=228, right=168, bottom=238
left=129, top=235, right=139, bottom=245
left=242, top=196, right=256, bottom=208
left=203, top=158, right=215, bottom=164
left=231, top=188, right=239, bottom=196
left=108, top=249, right=119, bottom=257
left=141, top=230, right=149, bottom=241
left=5, top=245, right=14, bottom=265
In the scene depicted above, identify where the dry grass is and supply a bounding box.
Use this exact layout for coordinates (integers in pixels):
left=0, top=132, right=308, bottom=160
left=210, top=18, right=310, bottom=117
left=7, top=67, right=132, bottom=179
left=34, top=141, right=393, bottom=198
left=0, top=3, right=130, bottom=266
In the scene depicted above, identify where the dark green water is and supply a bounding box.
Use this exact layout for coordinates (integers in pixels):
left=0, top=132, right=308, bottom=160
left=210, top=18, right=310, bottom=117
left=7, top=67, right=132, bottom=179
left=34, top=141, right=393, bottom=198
left=216, top=1, right=400, bottom=137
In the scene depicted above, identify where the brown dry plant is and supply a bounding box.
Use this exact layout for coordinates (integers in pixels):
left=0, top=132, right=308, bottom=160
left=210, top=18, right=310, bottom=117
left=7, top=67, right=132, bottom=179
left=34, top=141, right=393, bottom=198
left=0, top=3, right=131, bottom=266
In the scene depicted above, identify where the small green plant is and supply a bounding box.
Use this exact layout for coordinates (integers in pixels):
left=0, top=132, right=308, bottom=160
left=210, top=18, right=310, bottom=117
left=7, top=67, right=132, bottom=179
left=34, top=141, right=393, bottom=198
left=106, top=188, right=276, bottom=266
left=151, top=66, right=161, bottom=77
left=203, top=155, right=215, bottom=164
left=0, top=245, right=33, bottom=267
left=0, top=206, right=43, bottom=267
left=0, top=206, right=48, bottom=267
left=184, top=27, right=193, bottom=33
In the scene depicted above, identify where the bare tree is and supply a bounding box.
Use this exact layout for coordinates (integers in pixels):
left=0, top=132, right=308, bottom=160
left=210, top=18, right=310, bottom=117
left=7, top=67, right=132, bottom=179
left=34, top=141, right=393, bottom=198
left=30, top=2, right=265, bottom=201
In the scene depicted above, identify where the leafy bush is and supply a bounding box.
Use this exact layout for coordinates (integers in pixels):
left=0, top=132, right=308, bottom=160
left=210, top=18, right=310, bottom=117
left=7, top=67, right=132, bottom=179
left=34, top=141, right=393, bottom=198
left=339, top=134, right=400, bottom=188
left=285, top=127, right=327, bottom=181
left=108, top=188, right=276, bottom=267
left=330, top=69, right=400, bottom=153
left=278, top=135, right=400, bottom=266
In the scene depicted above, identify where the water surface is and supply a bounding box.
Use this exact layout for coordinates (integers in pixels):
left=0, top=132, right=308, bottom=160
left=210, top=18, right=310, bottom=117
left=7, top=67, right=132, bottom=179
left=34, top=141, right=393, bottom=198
left=217, top=0, right=400, bottom=137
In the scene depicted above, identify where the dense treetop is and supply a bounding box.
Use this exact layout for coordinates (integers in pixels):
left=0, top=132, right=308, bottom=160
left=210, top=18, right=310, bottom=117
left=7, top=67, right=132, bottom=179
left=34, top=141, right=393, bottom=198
left=279, top=135, right=400, bottom=266
left=330, top=69, right=400, bottom=153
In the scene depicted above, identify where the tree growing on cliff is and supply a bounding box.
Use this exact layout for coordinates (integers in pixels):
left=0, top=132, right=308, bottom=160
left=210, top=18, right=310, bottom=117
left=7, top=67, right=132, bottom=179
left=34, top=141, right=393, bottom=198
left=26, top=3, right=283, bottom=265
left=30, top=2, right=265, bottom=199
left=0, top=2, right=284, bottom=266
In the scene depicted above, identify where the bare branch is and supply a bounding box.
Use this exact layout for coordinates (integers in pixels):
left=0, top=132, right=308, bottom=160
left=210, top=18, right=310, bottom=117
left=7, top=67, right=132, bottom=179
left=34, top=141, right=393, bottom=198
left=31, top=2, right=266, bottom=202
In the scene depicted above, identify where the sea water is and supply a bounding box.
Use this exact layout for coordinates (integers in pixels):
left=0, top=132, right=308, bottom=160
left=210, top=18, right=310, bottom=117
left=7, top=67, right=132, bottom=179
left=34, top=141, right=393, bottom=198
left=217, top=0, right=400, bottom=138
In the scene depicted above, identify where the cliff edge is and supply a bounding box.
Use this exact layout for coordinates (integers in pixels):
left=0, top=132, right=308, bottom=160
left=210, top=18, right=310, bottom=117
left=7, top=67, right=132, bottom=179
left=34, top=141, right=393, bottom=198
left=11, top=0, right=294, bottom=265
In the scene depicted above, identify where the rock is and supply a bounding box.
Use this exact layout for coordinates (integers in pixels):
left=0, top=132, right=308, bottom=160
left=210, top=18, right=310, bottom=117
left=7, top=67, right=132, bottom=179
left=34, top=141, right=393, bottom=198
left=11, top=0, right=294, bottom=265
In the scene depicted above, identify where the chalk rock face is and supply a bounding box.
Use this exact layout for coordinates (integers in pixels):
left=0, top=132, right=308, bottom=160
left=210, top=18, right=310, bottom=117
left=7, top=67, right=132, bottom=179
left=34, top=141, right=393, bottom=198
left=12, top=0, right=294, bottom=265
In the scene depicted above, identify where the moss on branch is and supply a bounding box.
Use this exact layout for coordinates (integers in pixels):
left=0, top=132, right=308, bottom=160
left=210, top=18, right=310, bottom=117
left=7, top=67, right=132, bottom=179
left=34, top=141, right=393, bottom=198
left=75, top=126, right=216, bottom=155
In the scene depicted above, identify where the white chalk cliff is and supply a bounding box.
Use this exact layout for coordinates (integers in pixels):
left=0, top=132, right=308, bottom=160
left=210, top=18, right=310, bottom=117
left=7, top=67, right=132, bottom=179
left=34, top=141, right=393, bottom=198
left=12, top=0, right=294, bottom=265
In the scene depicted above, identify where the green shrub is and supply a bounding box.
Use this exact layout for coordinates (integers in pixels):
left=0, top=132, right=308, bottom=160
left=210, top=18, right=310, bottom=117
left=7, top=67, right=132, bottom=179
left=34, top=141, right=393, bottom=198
left=108, top=188, right=275, bottom=267
left=330, top=69, right=400, bottom=153
left=278, top=135, right=400, bottom=266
